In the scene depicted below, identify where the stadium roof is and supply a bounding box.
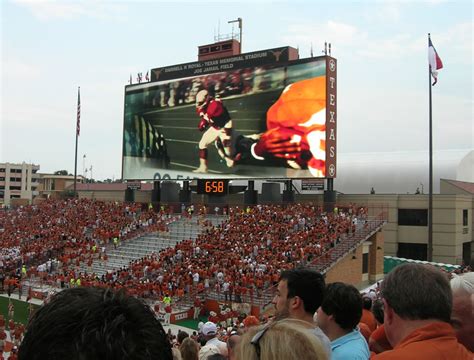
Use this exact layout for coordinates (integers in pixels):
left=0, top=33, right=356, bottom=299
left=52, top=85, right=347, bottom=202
left=442, top=179, right=474, bottom=195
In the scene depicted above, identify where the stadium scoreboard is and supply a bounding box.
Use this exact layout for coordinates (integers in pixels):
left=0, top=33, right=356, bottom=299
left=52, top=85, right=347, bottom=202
left=196, top=179, right=229, bottom=195
left=122, top=46, right=337, bottom=181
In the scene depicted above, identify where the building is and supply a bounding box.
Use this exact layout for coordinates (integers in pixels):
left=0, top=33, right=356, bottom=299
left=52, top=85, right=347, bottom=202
left=38, top=174, right=85, bottom=199
left=0, top=162, right=40, bottom=206
left=339, top=190, right=472, bottom=266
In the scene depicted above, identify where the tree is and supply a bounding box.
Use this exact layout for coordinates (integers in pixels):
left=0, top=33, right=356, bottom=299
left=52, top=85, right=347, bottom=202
left=54, top=170, right=69, bottom=175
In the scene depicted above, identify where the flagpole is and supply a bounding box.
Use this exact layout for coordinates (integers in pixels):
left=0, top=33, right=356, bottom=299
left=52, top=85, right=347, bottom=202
left=73, top=86, right=80, bottom=197
left=428, top=33, right=433, bottom=262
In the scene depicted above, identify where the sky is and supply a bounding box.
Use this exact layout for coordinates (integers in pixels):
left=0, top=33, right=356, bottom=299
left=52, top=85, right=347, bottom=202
left=1, top=0, right=472, bottom=182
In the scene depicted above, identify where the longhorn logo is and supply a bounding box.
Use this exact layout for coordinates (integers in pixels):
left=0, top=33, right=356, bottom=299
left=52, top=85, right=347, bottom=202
left=270, top=49, right=286, bottom=62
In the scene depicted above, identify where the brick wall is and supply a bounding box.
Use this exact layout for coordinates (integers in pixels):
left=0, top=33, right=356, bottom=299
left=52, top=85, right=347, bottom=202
left=369, top=231, right=385, bottom=281
left=325, top=245, right=363, bottom=285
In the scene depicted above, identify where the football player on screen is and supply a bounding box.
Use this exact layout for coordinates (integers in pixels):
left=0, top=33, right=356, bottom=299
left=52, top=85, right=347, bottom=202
left=193, top=89, right=234, bottom=173
left=235, top=76, right=327, bottom=177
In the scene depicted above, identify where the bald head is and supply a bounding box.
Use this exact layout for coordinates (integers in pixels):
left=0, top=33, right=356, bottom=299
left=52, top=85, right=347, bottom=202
left=450, top=272, right=474, bottom=352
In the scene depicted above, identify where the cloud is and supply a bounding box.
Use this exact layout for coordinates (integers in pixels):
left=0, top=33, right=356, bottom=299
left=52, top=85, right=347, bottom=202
left=282, top=16, right=472, bottom=63
left=10, top=0, right=128, bottom=21
left=281, top=20, right=366, bottom=57
left=434, top=22, right=473, bottom=65
left=372, top=2, right=401, bottom=22
left=2, top=58, right=42, bottom=80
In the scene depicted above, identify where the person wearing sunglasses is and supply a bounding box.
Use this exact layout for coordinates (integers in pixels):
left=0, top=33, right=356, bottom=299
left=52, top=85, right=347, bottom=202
left=236, top=318, right=328, bottom=360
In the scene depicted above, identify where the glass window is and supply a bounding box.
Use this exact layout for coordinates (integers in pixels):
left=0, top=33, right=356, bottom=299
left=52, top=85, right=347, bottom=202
left=463, top=209, right=468, bottom=227
left=398, top=209, right=428, bottom=226
left=362, top=253, right=369, bottom=274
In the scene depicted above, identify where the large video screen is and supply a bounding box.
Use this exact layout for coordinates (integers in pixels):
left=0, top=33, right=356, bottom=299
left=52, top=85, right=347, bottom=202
left=122, top=56, right=337, bottom=180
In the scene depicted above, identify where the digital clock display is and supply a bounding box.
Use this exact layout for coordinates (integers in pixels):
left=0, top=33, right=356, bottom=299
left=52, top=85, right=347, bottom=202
left=197, top=180, right=229, bottom=195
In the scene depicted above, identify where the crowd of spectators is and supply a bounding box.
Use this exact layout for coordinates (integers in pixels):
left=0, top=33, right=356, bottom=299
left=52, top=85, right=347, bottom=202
left=0, top=198, right=472, bottom=359
left=0, top=199, right=173, bottom=295
left=10, top=264, right=472, bottom=359
left=55, top=204, right=366, bottom=303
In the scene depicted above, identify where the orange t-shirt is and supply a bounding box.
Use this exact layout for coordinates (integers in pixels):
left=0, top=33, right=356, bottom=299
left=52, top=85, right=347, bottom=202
left=360, top=309, right=378, bottom=332
left=371, top=322, right=472, bottom=360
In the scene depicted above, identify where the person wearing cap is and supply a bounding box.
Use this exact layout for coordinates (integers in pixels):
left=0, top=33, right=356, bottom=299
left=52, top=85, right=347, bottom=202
left=202, top=321, right=226, bottom=355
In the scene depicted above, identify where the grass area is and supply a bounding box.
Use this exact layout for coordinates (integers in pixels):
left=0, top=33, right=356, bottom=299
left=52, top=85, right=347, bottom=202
left=0, top=297, right=40, bottom=325
left=175, top=315, right=208, bottom=331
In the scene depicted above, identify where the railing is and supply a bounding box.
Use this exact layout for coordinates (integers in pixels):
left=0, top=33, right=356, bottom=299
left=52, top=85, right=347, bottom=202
left=174, top=206, right=388, bottom=310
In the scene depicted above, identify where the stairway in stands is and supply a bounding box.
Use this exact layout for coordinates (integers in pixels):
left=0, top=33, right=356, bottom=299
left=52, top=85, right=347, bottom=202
left=79, top=215, right=228, bottom=277
left=252, top=216, right=388, bottom=308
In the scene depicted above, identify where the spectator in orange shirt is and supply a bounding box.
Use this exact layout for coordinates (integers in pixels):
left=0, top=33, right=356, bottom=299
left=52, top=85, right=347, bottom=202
left=360, top=297, right=377, bottom=333
left=372, top=264, right=471, bottom=359
left=368, top=299, right=392, bottom=354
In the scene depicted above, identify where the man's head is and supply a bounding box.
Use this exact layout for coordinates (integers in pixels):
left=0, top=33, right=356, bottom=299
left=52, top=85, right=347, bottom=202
left=450, top=272, right=474, bottom=352
left=18, top=287, right=172, bottom=360
left=317, top=282, right=363, bottom=337
left=272, top=268, right=325, bottom=320
left=227, top=330, right=241, bottom=360
left=381, top=264, right=452, bottom=346
left=362, top=296, right=372, bottom=310
left=382, top=263, right=452, bottom=322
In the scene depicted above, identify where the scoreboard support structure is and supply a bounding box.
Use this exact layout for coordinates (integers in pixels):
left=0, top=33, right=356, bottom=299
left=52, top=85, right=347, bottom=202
left=244, top=180, right=258, bottom=205
left=282, top=180, right=295, bottom=203
left=152, top=181, right=160, bottom=203
left=324, top=178, right=337, bottom=212
left=179, top=180, right=192, bottom=204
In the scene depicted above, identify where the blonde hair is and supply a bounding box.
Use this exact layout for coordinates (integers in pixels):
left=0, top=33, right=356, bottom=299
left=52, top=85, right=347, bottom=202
left=235, top=319, right=328, bottom=360
left=179, top=337, right=199, bottom=360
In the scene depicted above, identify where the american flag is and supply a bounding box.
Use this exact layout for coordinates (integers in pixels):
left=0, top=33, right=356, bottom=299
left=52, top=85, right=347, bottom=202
left=76, top=87, right=81, bottom=136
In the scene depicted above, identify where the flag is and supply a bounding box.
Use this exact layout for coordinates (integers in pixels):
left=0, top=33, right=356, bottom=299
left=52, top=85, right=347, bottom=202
left=428, top=37, right=443, bottom=86
left=76, top=87, right=81, bottom=136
